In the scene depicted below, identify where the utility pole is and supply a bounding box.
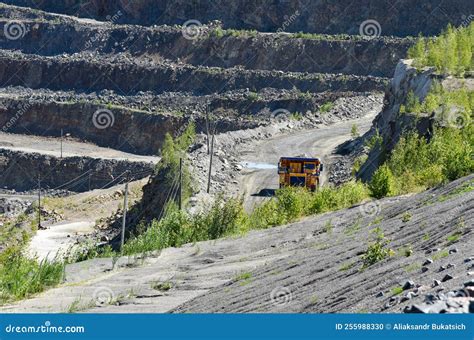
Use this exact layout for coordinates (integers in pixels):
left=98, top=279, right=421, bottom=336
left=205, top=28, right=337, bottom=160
left=120, top=172, right=129, bottom=253
left=60, top=129, right=63, bottom=159
left=207, top=132, right=215, bottom=194
left=178, top=157, right=183, bottom=210
left=205, top=103, right=210, bottom=155
left=37, top=174, right=41, bottom=230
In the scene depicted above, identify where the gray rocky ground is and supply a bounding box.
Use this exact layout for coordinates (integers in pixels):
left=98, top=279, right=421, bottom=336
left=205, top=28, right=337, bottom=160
left=1, top=175, right=472, bottom=313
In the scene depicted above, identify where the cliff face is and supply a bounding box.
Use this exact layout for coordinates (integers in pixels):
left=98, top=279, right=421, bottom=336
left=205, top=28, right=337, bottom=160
left=0, top=149, right=153, bottom=192
left=0, top=16, right=411, bottom=78
left=0, top=50, right=387, bottom=96
left=358, top=60, right=438, bottom=180
left=0, top=98, right=184, bottom=155
left=4, top=0, right=473, bottom=37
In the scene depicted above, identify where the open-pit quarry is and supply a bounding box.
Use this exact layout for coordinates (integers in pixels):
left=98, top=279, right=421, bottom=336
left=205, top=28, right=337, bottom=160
left=0, top=0, right=472, bottom=316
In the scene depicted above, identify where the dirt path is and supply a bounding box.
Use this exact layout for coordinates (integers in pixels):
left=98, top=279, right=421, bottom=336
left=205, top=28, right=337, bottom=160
left=26, top=179, right=148, bottom=261
left=0, top=132, right=158, bottom=163
left=239, top=110, right=378, bottom=210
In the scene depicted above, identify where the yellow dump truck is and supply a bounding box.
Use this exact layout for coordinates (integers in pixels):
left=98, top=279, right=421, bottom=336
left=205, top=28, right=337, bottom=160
left=278, top=157, right=323, bottom=192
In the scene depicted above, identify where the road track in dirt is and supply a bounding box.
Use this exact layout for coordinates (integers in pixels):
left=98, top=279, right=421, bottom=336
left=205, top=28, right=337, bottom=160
left=239, top=108, right=378, bottom=211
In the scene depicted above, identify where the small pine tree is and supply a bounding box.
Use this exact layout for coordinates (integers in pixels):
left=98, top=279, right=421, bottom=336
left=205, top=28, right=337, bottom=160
left=369, top=164, right=395, bottom=199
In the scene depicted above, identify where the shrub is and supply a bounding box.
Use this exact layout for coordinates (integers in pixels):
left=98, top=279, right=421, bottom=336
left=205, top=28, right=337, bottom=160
left=351, top=124, right=360, bottom=138
left=123, top=203, right=192, bottom=255
left=194, top=196, right=247, bottom=240
left=124, top=197, right=246, bottom=255
left=369, top=164, right=395, bottom=198
left=155, top=123, right=196, bottom=205
left=319, top=101, right=334, bottom=113
left=408, top=23, right=473, bottom=76
left=362, top=227, right=394, bottom=268
left=308, top=181, right=368, bottom=214
left=275, top=187, right=309, bottom=222
left=383, top=126, right=473, bottom=194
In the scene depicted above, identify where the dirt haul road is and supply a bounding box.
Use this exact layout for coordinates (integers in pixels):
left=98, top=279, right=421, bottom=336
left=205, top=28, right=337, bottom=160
left=0, top=132, right=158, bottom=163
left=239, top=108, right=378, bottom=210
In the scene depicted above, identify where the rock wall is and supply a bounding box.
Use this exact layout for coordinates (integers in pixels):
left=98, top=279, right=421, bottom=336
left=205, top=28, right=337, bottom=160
left=4, top=0, right=472, bottom=37
left=0, top=99, right=184, bottom=155
left=0, top=51, right=387, bottom=95
left=0, top=17, right=411, bottom=77
left=358, top=60, right=439, bottom=180
left=0, top=148, right=154, bottom=192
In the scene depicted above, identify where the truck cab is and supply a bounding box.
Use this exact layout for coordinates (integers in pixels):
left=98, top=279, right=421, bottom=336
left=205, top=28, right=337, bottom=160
left=278, top=157, right=323, bottom=192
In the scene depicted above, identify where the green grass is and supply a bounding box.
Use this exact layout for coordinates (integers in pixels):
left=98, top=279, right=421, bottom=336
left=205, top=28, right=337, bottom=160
left=398, top=244, right=413, bottom=257
left=247, top=92, right=260, bottom=101
left=235, top=272, right=253, bottom=286
left=404, top=262, right=421, bottom=273
left=399, top=84, right=473, bottom=118
left=344, top=218, right=361, bottom=236
left=436, top=179, right=474, bottom=202
left=447, top=232, right=462, bottom=245
left=319, top=101, right=334, bottom=113
left=0, top=246, right=64, bottom=304
left=151, top=281, right=172, bottom=291
left=323, top=220, right=333, bottom=234
left=432, top=250, right=449, bottom=261
left=401, top=212, right=412, bottom=223
left=391, top=286, right=404, bottom=296
left=339, top=261, right=356, bottom=271
left=66, top=297, right=94, bottom=313
left=352, top=155, right=368, bottom=176
left=351, top=124, right=360, bottom=139
left=290, top=112, right=303, bottom=121
left=369, top=216, right=383, bottom=226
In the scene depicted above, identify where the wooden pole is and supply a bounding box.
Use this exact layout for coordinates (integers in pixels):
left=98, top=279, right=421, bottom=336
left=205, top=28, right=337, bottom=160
left=207, top=133, right=215, bottom=194
left=120, top=174, right=129, bottom=253
left=205, top=104, right=210, bottom=155
left=60, top=128, right=63, bottom=159
left=37, top=174, right=41, bottom=229
left=178, top=157, right=183, bottom=210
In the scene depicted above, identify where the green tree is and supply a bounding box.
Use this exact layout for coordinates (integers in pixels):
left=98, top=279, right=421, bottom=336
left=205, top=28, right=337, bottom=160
left=369, top=164, right=395, bottom=198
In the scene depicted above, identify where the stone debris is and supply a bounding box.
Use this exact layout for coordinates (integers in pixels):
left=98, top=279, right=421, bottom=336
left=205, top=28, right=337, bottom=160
left=404, top=281, right=474, bottom=313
